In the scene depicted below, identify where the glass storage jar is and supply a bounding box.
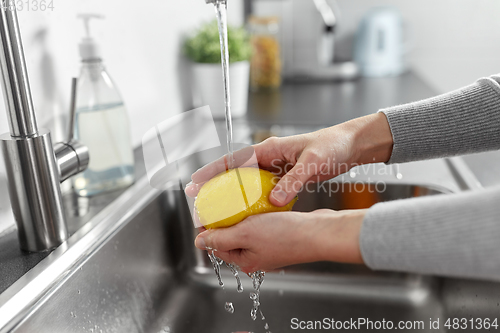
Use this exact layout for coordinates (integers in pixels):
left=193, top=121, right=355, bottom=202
left=249, top=16, right=282, bottom=90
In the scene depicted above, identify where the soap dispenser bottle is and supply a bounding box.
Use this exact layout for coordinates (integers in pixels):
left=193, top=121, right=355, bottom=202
left=72, top=14, right=135, bottom=196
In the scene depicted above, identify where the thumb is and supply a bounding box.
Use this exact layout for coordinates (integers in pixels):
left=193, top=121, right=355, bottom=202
left=270, top=156, right=313, bottom=206
left=195, top=227, right=248, bottom=251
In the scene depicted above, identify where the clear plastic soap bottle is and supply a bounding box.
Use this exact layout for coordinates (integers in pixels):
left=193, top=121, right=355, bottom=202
left=72, top=14, right=135, bottom=196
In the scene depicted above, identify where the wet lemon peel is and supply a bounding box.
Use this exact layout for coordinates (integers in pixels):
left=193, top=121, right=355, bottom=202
left=195, top=167, right=297, bottom=229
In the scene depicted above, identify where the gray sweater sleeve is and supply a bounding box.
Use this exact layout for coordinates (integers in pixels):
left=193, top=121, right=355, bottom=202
left=382, top=75, right=500, bottom=163
left=360, top=75, right=500, bottom=280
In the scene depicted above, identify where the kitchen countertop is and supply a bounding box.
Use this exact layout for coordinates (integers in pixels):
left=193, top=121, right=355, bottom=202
left=242, top=72, right=437, bottom=126
left=0, top=70, right=499, bottom=296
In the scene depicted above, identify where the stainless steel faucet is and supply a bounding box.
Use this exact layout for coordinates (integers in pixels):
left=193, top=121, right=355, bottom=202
left=0, top=9, right=89, bottom=252
left=314, top=0, right=338, bottom=66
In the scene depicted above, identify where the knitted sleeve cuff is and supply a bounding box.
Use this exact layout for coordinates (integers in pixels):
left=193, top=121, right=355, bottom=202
left=379, top=77, right=500, bottom=164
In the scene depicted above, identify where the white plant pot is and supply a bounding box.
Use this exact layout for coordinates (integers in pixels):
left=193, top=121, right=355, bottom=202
left=191, top=61, right=250, bottom=118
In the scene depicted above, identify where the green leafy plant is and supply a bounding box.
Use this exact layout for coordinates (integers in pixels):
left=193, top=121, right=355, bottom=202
left=184, top=20, right=251, bottom=64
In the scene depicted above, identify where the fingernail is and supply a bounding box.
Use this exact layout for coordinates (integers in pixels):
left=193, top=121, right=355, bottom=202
left=195, top=236, right=206, bottom=249
left=272, top=189, right=287, bottom=203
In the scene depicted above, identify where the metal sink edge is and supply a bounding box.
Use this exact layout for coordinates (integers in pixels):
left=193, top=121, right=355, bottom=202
left=0, top=176, right=162, bottom=332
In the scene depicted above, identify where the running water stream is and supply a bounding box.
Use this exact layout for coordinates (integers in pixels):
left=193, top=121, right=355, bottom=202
left=210, top=1, right=270, bottom=332
left=214, top=0, right=234, bottom=169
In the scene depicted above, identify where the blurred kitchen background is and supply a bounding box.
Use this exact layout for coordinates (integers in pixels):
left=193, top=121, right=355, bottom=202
left=253, top=0, right=500, bottom=88
left=0, top=0, right=500, bottom=234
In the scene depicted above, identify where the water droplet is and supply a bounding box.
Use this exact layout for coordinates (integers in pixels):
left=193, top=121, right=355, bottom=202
left=225, top=302, right=235, bottom=314
left=249, top=271, right=266, bottom=321
left=392, top=165, right=403, bottom=179
left=226, top=262, right=243, bottom=293
left=207, top=251, right=224, bottom=287
left=250, top=308, right=257, bottom=321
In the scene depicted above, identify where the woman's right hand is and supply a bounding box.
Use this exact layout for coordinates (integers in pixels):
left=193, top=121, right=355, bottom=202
left=186, top=112, right=393, bottom=206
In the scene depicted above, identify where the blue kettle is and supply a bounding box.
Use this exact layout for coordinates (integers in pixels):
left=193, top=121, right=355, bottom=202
left=354, top=7, right=407, bottom=77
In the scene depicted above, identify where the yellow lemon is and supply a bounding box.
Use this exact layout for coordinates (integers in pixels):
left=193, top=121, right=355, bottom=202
left=195, top=167, right=297, bottom=229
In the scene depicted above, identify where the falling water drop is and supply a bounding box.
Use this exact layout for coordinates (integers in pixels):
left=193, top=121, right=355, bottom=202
left=225, top=302, right=235, bottom=314
left=248, top=271, right=265, bottom=321
left=226, top=262, right=243, bottom=293
left=392, top=164, right=403, bottom=179
left=207, top=250, right=224, bottom=288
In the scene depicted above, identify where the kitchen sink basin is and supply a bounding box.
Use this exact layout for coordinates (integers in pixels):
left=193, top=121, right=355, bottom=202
left=1, top=177, right=450, bottom=333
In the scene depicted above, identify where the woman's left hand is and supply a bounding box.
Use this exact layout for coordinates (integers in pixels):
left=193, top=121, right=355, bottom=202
left=194, top=209, right=367, bottom=273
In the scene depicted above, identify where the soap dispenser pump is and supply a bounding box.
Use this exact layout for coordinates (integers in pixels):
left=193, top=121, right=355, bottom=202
left=78, top=13, right=103, bottom=62
left=72, top=13, right=135, bottom=196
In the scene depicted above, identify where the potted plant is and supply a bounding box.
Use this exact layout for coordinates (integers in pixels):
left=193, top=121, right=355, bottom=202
left=184, top=20, right=251, bottom=118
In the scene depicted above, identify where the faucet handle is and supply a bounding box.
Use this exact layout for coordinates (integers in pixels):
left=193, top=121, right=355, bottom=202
left=54, top=140, right=90, bottom=182
left=54, top=78, right=89, bottom=182
left=67, top=77, right=77, bottom=142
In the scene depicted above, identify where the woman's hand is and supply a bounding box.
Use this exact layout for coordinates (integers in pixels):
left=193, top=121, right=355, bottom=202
left=186, top=113, right=393, bottom=207
left=194, top=209, right=367, bottom=273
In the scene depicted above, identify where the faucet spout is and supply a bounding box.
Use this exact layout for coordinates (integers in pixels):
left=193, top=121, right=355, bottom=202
left=0, top=9, right=38, bottom=138
left=0, top=9, right=89, bottom=252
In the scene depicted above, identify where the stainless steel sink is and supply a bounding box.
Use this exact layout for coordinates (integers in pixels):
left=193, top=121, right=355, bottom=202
left=0, top=176, right=451, bottom=333
left=0, top=119, right=493, bottom=333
